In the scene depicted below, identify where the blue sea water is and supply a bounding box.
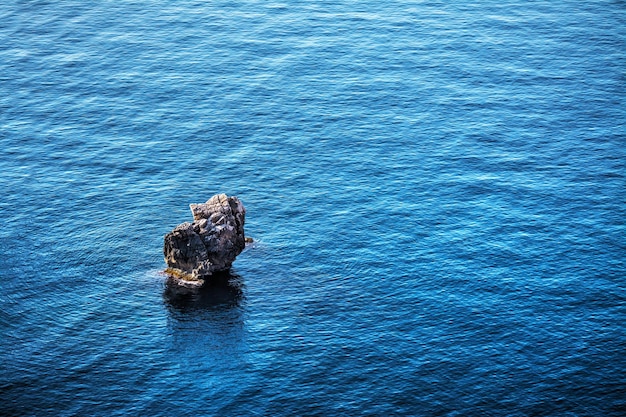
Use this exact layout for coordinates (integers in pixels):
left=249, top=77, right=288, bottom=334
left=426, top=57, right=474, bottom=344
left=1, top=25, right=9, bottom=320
left=1, top=0, right=625, bottom=415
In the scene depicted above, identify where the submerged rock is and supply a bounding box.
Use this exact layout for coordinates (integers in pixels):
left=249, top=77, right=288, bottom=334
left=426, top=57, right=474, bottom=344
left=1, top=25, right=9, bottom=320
left=164, top=194, right=246, bottom=286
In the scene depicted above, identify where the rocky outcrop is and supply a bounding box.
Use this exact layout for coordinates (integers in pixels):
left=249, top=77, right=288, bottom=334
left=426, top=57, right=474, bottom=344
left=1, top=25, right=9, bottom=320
left=164, top=194, right=246, bottom=286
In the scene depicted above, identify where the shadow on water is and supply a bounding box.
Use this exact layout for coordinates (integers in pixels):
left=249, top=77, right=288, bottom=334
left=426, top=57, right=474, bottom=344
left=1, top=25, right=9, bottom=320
left=163, top=271, right=244, bottom=315
left=162, top=271, right=247, bottom=367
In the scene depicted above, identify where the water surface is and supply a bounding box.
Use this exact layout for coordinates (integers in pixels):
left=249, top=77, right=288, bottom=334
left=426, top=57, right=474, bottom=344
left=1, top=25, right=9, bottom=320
left=1, top=1, right=625, bottom=415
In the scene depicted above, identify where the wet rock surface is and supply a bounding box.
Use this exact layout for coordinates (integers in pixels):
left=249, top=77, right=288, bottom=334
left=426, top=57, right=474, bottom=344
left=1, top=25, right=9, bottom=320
left=164, top=194, right=246, bottom=286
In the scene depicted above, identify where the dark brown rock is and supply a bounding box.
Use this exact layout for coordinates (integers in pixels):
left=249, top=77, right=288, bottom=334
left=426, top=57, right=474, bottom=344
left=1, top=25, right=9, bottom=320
left=164, top=194, right=246, bottom=285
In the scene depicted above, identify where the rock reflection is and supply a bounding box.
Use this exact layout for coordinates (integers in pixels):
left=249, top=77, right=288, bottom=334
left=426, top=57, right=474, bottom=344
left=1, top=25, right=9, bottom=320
left=163, top=271, right=244, bottom=314
left=163, top=271, right=247, bottom=369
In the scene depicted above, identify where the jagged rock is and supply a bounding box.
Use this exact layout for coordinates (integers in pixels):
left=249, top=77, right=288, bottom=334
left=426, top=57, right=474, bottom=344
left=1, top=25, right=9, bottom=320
left=164, top=194, right=246, bottom=286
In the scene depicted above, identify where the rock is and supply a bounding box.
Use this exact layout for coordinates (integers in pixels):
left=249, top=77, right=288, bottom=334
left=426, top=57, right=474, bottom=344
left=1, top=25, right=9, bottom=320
left=164, top=194, right=246, bottom=285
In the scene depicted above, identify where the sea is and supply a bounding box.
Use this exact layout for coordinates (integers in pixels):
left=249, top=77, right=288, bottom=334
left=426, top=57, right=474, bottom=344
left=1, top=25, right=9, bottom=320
left=0, top=1, right=624, bottom=416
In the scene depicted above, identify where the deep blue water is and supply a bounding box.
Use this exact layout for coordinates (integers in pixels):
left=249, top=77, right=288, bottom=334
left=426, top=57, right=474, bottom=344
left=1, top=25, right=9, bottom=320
left=1, top=1, right=625, bottom=415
